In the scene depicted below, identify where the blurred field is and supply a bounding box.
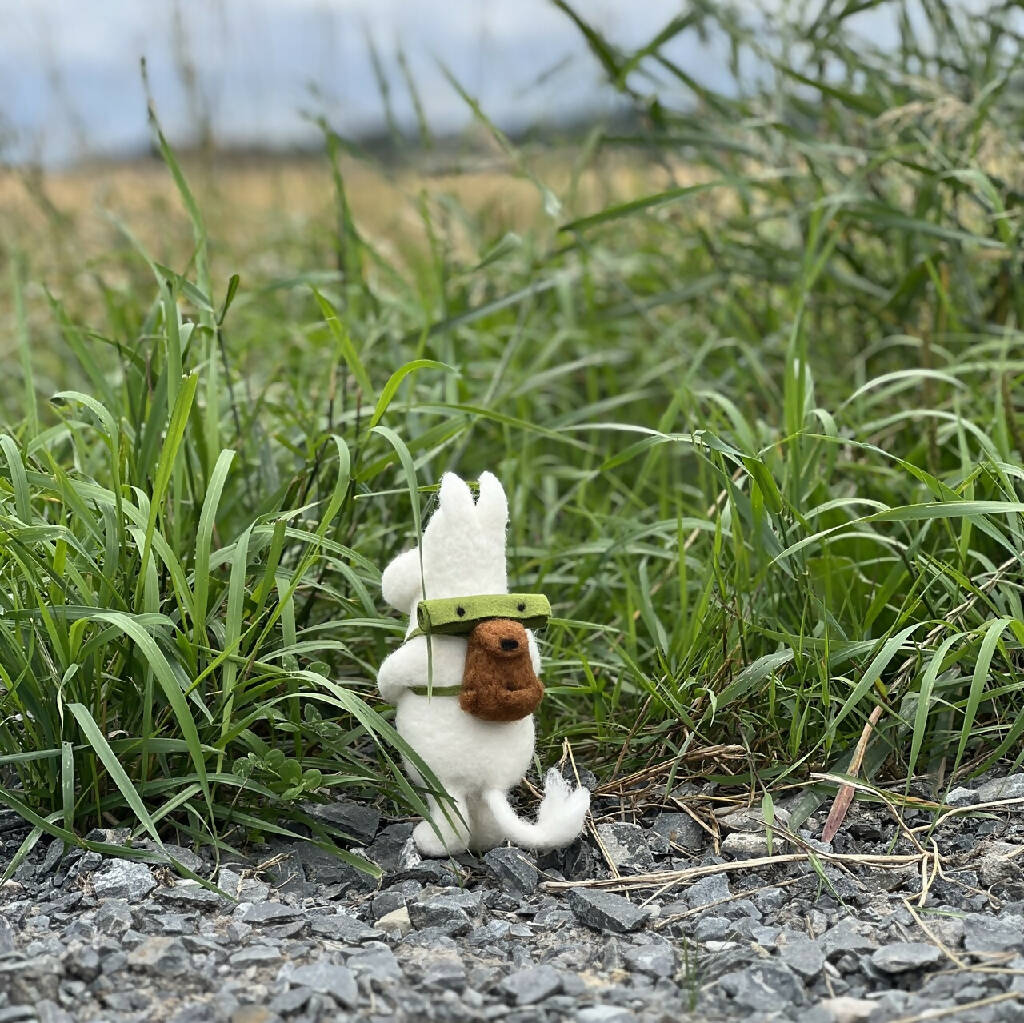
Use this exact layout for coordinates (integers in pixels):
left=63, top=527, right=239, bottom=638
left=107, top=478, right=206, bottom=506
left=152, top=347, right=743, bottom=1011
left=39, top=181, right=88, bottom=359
left=0, top=147, right=694, bottom=285
left=0, top=144, right=704, bottom=418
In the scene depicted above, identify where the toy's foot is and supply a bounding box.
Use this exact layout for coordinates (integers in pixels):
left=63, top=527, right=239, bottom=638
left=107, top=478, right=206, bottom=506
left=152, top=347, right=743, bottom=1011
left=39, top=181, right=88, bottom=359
left=413, top=819, right=469, bottom=857
left=412, top=820, right=448, bottom=856
left=413, top=792, right=472, bottom=857
left=466, top=791, right=510, bottom=852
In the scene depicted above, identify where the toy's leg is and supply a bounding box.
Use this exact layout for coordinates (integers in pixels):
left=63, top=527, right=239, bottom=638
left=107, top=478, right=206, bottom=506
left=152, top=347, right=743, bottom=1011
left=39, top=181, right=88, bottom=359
left=413, top=791, right=471, bottom=856
left=467, top=793, right=508, bottom=853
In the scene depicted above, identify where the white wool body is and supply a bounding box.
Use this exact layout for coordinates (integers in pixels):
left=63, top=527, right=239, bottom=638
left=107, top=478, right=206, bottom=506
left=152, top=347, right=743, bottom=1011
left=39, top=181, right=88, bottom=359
left=377, top=471, right=590, bottom=856
left=396, top=693, right=535, bottom=793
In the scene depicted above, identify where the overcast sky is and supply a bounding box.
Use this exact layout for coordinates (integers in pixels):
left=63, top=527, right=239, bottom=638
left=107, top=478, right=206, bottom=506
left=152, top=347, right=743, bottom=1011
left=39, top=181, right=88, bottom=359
left=0, top=0, right=980, bottom=166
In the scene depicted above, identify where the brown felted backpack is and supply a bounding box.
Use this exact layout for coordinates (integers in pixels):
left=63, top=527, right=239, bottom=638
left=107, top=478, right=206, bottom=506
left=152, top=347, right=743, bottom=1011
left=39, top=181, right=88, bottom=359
left=459, top=619, right=544, bottom=722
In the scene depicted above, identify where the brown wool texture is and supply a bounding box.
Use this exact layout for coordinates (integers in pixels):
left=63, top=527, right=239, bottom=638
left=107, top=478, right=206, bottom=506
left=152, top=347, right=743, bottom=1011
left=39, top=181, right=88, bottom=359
left=459, top=618, right=544, bottom=723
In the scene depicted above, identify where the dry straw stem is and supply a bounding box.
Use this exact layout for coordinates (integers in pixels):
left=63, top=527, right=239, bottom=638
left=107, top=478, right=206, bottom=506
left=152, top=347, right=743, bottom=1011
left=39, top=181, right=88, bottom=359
left=821, top=704, right=883, bottom=843
left=911, top=795, right=1024, bottom=835
left=593, top=745, right=747, bottom=798
left=651, top=874, right=807, bottom=927
left=540, top=849, right=931, bottom=894
left=902, top=898, right=967, bottom=970
left=891, top=992, right=1024, bottom=1023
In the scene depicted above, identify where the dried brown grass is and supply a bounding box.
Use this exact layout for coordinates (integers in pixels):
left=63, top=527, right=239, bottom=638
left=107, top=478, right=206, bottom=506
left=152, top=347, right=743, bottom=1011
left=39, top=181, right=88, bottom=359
left=0, top=148, right=699, bottom=284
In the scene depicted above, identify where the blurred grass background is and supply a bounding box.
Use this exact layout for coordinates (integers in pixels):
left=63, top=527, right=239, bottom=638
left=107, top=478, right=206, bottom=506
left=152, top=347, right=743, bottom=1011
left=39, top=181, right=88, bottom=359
left=2, top=0, right=1024, bottom=868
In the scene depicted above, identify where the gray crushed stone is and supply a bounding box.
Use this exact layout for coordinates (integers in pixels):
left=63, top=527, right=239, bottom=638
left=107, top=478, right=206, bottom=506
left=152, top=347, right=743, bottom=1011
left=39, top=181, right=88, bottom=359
left=1, top=768, right=1024, bottom=1021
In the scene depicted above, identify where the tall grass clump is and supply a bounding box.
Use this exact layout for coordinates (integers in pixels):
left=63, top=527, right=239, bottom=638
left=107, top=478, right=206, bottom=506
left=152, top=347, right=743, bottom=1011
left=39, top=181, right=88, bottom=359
left=0, top=119, right=455, bottom=871
left=547, top=0, right=1024, bottom=802
left=2, top=0, right=1024, bottom=860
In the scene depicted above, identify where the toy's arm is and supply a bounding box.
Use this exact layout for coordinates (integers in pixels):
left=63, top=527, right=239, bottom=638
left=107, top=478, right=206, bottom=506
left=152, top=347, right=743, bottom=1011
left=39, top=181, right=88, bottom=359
left=377, top=643, right=419, bottom=704
left=377, top=635, right=467, bottom=704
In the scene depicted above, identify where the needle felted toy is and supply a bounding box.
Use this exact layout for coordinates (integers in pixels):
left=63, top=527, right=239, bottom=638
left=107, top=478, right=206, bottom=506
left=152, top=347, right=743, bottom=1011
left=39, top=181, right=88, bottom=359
left=377, top=471, right=590, bottom=856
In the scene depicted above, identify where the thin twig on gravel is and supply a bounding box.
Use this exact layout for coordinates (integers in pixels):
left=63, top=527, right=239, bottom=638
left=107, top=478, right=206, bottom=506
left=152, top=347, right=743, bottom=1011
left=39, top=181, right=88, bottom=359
left=910, top=795, right=1024, bottom=834
left=902, top=897, right=967, bottom=969
left=592, top=746, right=747, bottom=798
left=651, top=874, right=808, bottom=929
left=556, top=739, right=618, bottom=877
left=540, top=849, right=932, bottom=893
left=891, top=991, right=1024, bottom=1023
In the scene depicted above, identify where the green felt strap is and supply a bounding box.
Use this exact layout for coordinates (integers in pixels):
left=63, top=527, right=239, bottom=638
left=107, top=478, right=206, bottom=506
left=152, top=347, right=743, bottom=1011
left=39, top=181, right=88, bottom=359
left=413, top=592, right=550, bottom=637
left=408, top=685, right=462, bottom=697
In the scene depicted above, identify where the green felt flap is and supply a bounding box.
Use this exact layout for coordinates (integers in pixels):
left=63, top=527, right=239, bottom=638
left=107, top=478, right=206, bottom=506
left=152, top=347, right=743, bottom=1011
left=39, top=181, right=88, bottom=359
left=415, top=592, right=550, bottom=636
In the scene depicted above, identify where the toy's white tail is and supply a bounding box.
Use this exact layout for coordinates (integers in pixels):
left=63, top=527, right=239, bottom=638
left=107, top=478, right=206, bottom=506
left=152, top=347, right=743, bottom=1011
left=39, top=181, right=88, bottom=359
left=483, top=769, right=590, bottom=851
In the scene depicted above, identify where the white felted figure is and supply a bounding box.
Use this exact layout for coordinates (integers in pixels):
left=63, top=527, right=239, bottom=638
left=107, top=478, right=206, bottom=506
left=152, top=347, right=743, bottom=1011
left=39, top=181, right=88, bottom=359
left=378, top=471, right=590, bottom=856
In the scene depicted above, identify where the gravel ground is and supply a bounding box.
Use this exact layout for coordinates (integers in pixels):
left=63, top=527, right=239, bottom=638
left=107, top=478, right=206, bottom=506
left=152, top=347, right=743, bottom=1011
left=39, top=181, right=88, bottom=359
left=2, top=770, right=1024, bottom=1023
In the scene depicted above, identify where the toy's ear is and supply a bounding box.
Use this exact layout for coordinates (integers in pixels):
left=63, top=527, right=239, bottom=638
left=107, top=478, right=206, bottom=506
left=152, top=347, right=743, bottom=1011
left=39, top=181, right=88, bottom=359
left=437, top=472, right=476, bottom=525
left=381, top=548, right=422, bottom=613
left=475, top=471, right=508, bottom=533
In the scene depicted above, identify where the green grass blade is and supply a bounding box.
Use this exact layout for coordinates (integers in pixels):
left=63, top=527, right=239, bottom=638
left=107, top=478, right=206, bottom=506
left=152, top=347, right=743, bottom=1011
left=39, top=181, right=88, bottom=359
left=192, top=449, right=235, bottom=647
